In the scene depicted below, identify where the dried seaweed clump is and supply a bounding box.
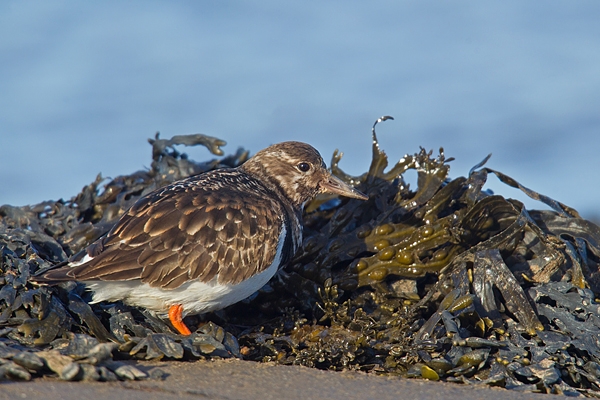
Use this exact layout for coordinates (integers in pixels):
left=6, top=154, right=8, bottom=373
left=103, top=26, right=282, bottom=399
left=0, top=133, right=244, bottom=381
left=235, top=118, right=600, bottom=397
left=1, top=123, right=600, bottom=396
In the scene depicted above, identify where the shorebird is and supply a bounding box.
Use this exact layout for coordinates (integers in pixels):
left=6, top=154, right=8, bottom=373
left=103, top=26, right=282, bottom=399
left=39, top=141, right=367, bottom=335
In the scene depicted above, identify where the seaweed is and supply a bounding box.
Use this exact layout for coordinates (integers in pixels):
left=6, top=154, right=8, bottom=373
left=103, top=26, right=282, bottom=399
left=1, top=122, right=599, bottom=395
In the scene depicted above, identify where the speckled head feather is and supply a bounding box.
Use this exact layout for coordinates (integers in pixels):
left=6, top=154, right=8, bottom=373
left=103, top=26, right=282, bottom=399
left=241, top=141, right=327, bottom=207
left=37, top=141, right=367, bottom=329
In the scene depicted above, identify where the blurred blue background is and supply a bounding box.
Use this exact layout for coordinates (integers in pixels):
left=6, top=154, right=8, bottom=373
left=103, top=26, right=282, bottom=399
left=1, top=1, right=599, bottom=218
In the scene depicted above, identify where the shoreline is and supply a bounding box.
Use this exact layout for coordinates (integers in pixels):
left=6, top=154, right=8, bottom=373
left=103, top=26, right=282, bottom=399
left=1, top=358, right=571, bottom=400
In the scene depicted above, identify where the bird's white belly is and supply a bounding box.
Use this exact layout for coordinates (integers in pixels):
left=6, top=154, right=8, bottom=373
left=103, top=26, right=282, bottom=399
left=83, top=225, right=286, bottom=317
left=84, top=266, right=276, bottom=316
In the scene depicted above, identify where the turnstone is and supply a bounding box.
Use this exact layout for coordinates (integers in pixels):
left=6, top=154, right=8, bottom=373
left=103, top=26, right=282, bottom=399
left=39, top=141, right=368, bottom=335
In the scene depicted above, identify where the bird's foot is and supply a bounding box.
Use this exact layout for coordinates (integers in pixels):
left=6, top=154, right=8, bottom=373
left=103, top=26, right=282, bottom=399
left=168, top=304, right=192, bottom=335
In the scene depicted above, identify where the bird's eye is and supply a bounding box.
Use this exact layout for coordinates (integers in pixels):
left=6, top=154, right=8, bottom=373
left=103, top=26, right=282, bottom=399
left=297, top=162, right=311, bottom=172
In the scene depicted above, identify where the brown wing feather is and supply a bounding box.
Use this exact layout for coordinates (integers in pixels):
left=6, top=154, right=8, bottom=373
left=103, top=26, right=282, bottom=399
left=54, top=170, right=286, bottom=289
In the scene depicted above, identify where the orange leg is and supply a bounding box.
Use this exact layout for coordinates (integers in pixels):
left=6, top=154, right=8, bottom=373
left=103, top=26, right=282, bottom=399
left=168, top=304, right=192, bottom=335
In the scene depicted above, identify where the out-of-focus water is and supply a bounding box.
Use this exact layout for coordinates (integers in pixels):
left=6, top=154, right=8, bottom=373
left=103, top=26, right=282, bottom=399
left=1, top=2, right=599, bottom=218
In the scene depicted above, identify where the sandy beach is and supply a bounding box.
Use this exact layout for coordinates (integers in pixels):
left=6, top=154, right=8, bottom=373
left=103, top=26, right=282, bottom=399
left=0, top=359, right=572, bottom=400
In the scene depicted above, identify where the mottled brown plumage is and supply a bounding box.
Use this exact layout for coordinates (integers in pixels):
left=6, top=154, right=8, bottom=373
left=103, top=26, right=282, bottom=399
left=38, top=141, right=367, bottom=335
left=60, top=168, right=293, bottom=288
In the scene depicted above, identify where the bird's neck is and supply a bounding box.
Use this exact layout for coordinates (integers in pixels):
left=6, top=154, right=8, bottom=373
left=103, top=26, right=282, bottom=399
left=240, top=162, right=304, bottom=210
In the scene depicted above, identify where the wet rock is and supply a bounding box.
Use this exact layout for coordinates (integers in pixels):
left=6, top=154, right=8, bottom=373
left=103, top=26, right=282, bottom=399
left=103, top=361, right=147, bottom=380
left=0, top=360, right=32, bottom=380
left=37, top=350, right=81, bottom=381
left=12, top=351, right=44, bottom=371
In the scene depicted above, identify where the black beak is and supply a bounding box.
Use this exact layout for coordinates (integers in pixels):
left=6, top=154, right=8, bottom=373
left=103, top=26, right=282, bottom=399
left=320, top=174, right=368, bottom=200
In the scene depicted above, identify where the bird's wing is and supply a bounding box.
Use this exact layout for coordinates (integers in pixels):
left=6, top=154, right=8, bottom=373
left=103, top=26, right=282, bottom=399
left=46, top=171, right=286, bottom=289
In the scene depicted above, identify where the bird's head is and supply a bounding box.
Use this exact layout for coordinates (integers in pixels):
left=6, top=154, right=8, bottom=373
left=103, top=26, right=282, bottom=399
left=241, top=141, right=368, bottom=208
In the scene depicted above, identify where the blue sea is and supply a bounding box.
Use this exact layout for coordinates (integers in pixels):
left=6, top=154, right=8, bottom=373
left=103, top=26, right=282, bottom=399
left=1, top=1, right=599, bottom=218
